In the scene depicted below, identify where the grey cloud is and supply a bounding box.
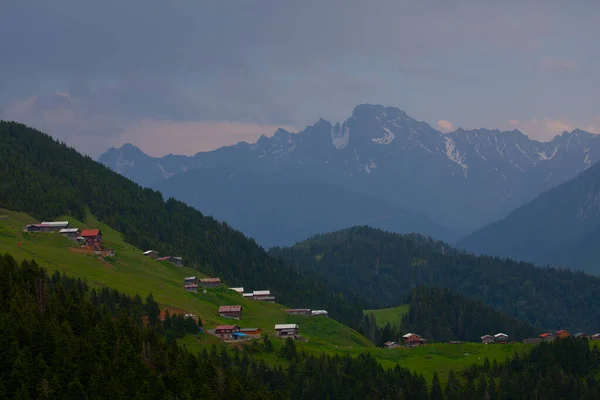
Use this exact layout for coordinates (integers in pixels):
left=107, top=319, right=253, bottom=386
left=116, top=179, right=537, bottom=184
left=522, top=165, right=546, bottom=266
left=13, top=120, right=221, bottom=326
left=1, top=0, right=600, bottom=154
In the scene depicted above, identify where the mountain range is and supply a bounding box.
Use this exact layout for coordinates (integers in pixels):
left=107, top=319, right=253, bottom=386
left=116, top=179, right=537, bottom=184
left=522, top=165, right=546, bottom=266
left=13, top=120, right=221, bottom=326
left=458, top=155, right=600, bottom=273
left=99, top=104, right=600, bottom=249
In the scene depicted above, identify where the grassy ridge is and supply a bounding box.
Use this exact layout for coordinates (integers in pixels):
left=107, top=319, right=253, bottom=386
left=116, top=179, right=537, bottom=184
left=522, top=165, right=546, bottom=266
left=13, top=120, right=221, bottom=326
left=0, top=208, right=369, bottom=346
left=364, top=305, right=410, bottom=328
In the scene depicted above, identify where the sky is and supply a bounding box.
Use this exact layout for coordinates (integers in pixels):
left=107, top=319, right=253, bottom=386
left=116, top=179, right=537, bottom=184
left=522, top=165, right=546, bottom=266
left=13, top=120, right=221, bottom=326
left=2, top=0, right=600, bottom=157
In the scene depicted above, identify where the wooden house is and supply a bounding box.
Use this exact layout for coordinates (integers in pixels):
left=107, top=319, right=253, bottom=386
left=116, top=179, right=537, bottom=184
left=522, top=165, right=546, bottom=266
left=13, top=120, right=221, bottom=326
left=494, top=333, right=509, bottom=343
left=556, top=330, right=570, bottom=339
left=539, top=333, right=555, bottom=342
left=214, top=325, right=240, bottom=339
left=184, top=283, right=198, bottom=292
left=184, top=276, right=197, bottom=284
left=403, top=333, right=427, bottom=347
left=574, top=332, right=590, bottom=339
left=240, top=328, right=261, bottom=338
left=275, top=324, right=299, bottom=338
left=284, top=309, right=312, bottom=316
left=199, top=278, right=222, bottom=288
left=59, top=228, right=80, bottom=240
left=143, top=250, right=159, bottom=259
left=253, top=290, right=275, bottom=303
left=171, top=257, right=183, bottom=266
left=25, top=221, right=69, bottom=233
left=80, top=229, right=103, bottom=247
left=242, top=293, right=254, bottom=298
left=481, top=335, right=495, bottom=344
left=219, top=305, right=242, bottom=319
left=591, top=333, right=600, bottom=340
left=383, top=341, right=398, bottom=348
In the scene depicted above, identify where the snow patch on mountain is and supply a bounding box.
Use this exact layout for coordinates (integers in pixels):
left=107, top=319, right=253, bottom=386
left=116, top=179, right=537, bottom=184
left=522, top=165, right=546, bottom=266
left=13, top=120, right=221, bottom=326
left=331, top=126, right=350, bottom=149
left=372, top=127, right=395, bottom=145
left=444, top=137, right=468, bottom=177
left=537, top=145, right=559, bottom=160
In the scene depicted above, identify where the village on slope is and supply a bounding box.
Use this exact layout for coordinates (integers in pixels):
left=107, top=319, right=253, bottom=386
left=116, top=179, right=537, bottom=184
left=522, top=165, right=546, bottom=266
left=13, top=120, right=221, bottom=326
left=20, top=220, right=600, bottom=348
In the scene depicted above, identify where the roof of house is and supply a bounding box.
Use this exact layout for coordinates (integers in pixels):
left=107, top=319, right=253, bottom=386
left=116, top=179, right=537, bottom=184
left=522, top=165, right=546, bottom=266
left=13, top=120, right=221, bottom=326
left=80, top=229, right=101, bottom=237
left=242, top=293, right=253, bottom=297
left=184, top=284, right=198, bottom=288
left=143, top=250, right=158, bottom=255
left=275, top=324, right=299, bottom=330
left=311, top=310, right=328, bottom=315
left=592, top=333, right=600, bottom=338
left=200, top=278, right=222, bottom=283
left=253, top=290, right=271, bottom=296
left=219, top=305, right=242, bottom=313
left=215, top=325, right=239, bottom=330
left=384, top=341, right=396, bottom=345
left=402, top=333, right=420, bottom=339
left=157, top=256, right=172, bottom=261
left=481, top=335, right=494, bottom=339
left=41, top=221, right=69, bottom=227
left=285, top=309, right=311, bottom=313
left=539, top=333, right=553, bottom=338
left=556, top=329, right=569, bottom=334
left=59, top=228, right=80, bottom=233
left=172, top=257, right=182, bottom=260
left=494, top=333, right=508, bottom=338
left=229, top=287, right=244, bottom=292
left=184, top=276, right=196, bottom=280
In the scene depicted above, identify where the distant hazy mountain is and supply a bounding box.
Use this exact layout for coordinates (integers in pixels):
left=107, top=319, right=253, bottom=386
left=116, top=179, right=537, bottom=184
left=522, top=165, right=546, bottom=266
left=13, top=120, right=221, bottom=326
left=99, top=104, right=600, bottom=247
left=458, top=158, right=600, bottom=274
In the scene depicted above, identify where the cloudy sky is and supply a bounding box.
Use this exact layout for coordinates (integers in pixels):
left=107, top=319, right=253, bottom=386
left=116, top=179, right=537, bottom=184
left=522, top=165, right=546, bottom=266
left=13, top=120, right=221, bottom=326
left=2, top=0, right=600, bottom=157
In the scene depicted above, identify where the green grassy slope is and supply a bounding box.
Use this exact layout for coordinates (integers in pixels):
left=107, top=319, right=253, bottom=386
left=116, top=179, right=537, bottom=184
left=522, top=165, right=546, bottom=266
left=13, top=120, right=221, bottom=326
left=0, top=208, right=537, bottom=383
left=0, top=208, right=369, bottom=347
left=364, top=305, right=410, bottom=328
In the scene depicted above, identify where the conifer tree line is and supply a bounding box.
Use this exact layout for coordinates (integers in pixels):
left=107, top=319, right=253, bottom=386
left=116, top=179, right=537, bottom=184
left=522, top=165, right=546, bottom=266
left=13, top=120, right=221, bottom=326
left=2, top=253, right=600, bottom=399
left=0, top=121, right=366, bottom=331
left=269, top=225, right=600, bottom=332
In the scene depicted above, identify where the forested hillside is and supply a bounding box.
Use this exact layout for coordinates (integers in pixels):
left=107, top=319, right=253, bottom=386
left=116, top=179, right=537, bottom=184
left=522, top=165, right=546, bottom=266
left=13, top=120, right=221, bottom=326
left=3, top=253, right=600, bottom=399
left=400, top=287, right=538, bottom=342
left=0, top=121, right=364, bottom=328
left=269, top=226, right=600, bottom=332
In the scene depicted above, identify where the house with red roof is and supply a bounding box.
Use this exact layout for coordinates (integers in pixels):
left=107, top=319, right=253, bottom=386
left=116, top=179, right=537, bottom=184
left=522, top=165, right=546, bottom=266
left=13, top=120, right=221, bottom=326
left=539, top=332, right=555, bottom=342
left=556, top=330, right=570, bottom=339
left=214, top=325, right=240, bottom=339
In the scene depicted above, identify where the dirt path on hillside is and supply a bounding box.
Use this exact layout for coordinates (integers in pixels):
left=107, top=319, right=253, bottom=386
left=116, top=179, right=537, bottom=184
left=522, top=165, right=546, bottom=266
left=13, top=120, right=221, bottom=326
left=97, top=256, right=114, bottom=269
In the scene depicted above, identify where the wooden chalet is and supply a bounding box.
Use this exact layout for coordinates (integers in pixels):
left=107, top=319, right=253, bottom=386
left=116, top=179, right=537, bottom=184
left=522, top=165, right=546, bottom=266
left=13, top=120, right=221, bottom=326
left=285, top=309, right=312, bottom=316
left=403, top=333, right=427, bottom=347
left=539, top=332, right=555, bottom=342
left=592, top=333, right=600, bottom=341
left=184, top=283, right=198, bottom=292
left=184, top=276, right=197, bottom=284
left=219, top=305, right=243, bottom=319
left=199, top=278, right=222, bottom=288
left=214, top=325, right=240, bottom=339
left=59, top=228, right=80, bottom=240
left=494, top=333, right=509, bottom=344
left=481, top=335, right=495, bottom=344
left=383, top=341, right=398, bottom=349
left=574, top=332, right=590, bottom=339
left=80, top=229, right=103, bottom=247
left=25, top=221, right=69, bottom=233
left=240, top=328, right=261, bottom=338
left=253, top=290, right=275, bottom=303
left=143, top=250, right=159, bottom=259
left=556, top=330, right=570, bottom=339
left=275, top=324, right=299, bottom=338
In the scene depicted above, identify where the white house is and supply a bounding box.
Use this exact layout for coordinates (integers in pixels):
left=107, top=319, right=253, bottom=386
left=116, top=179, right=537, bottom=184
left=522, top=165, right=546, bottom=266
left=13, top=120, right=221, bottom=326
left=229, top=287, right=244, bottom=294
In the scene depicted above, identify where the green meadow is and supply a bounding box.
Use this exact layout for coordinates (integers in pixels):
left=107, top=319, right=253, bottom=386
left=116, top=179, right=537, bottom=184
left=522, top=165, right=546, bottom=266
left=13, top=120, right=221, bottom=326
left=0, top=208, right=535, bottom=383
left=364, top=304, right=410, bottom=327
